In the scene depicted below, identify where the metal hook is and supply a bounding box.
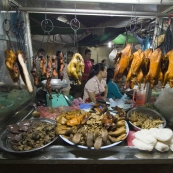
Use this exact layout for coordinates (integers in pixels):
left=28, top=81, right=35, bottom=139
left=3, top=19, right=13, bottom=49
left=41, top=2, right=54, bottom=34
left=41, top=19, right=54, bottom=34
left=70, top=3, right=80, bottom=49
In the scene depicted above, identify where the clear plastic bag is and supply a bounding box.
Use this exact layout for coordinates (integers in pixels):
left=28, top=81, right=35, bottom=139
left=154, top=85, right=173, bottom=123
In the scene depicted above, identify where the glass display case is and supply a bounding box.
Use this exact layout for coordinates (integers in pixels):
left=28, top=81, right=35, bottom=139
left=0, top=7, right=34, bottom=127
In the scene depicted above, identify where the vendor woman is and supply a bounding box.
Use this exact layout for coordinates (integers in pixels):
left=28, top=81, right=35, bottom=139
left=106, top=68, right=123, bottom=99
left=83, top=63, right=108, bottom=103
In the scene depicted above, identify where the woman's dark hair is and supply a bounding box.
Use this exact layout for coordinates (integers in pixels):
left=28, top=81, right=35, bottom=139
left=101, top=59, right=106, bottom=63
left=90, top=59, right=94, bottom=63
left=88, top=63, right=105, bottom=80
left=85, top=49, right=91, bottom=55
left=37, top=48, right=45, bottom=55
left=106, top=68, right=114, bottom=84
left=56, top=50, right=63, bottom=57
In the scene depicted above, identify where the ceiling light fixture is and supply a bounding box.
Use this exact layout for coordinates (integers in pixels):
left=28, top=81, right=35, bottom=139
left=108, top=42, right=112, bottom=48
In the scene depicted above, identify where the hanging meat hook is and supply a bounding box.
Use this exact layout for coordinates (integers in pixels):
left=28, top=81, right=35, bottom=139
left=70, top=3, right=80, bottom=50
left=40, top=2, right=54, bottom=49
left=11, top=7, right=26, bottom=53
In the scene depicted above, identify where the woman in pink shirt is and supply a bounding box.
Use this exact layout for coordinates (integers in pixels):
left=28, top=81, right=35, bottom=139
left=83, top=63, right=108, bottom=103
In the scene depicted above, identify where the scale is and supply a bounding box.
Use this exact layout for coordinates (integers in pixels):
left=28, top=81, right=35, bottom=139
left=42, top=79, right=72, bottom=107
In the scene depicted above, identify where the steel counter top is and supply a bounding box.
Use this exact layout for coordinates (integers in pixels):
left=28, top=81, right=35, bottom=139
left=0, top=138, right=173, bottom=164
left=0, top=104, right=173, bottom=164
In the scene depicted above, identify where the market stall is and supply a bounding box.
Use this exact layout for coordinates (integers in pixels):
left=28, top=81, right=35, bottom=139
left=1, top=0, right=173, bottom=172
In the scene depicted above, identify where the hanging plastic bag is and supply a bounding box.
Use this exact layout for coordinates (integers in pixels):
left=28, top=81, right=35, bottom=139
left=109, top=49, right=117, bottom=62
left=154, top=85, right=173, bottom=123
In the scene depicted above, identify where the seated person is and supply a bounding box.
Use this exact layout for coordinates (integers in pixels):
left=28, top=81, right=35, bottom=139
left=83, top=63, right=108, bottom=103
left=106, top=68, right=123, bottom=99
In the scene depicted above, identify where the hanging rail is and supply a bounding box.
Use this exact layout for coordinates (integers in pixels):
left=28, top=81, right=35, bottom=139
left=16, top=7, right=173, bottom=18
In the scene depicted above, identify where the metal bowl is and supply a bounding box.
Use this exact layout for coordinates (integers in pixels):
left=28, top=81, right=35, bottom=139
left=42, top=79, right=70, bottom=89
left=0, top=118, right=58, bottom=153
left=127, top=107, right=166, bottom=131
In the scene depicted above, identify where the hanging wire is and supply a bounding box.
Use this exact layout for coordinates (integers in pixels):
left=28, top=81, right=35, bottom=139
left=125, top=5, right=142, bottom=34
left=40, top=2, right=54, bottom=48
left=41, top=2, right=54, bottom=34
left=10, top=6, right=26, bottom=53
left=2, top=6, right=14, bottom=50
left=70, top=3, right=80, bottom=51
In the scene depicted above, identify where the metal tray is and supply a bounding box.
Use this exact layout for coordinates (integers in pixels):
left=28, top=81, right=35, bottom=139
left=0, top=118, right=58, bottom=153
left=42, top=79, right=70, bottom=89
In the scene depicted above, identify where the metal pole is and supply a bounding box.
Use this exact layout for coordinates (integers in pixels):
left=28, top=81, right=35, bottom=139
left=17, top=7, right=173, bottom=18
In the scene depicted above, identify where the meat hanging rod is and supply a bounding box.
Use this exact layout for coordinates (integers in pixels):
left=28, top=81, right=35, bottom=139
left=17, top=7, right=172, bottom=18
left=26, top=0, right=173, bottom=5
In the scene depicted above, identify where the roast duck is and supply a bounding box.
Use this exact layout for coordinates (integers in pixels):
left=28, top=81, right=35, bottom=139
left=113, top=44, right=133, bottom=82
left=126, top=49, right=144, bottom=89
left=114, top=45, right=173, bottom=89
left=5, top=49, right=33, bottom=92
left=67, top=53, right=84, bottom=85
left=162, top=49, right=173, bottom=88
left=144, top=48, right=163, bottom=88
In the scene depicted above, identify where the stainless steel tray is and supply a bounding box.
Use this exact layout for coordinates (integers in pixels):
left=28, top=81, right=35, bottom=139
left=0, top=118, right=58, bottom=153
left=42, top=79, right=70, bottom=89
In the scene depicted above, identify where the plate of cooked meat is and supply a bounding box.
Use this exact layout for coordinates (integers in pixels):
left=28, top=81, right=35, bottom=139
left=56, top=110, right=129, bottom=150
left=0, top=118, right=58, bottom=153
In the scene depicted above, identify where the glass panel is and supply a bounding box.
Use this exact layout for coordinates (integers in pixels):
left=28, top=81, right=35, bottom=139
left=0, top=11, right=34, bottom=126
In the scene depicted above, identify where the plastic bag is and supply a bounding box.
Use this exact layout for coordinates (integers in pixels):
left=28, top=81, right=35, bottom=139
left=109, top=49, right=117, bottom=62
left=154, top=85, right=173, bottom=123
left=109, top=94, right=127, bottom=108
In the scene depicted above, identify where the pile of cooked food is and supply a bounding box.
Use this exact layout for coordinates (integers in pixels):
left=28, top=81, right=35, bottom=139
left=55, top=106, right=128, bottom=150
left=6, top=120, right=56, bottom=151
left=128, top=110, right=164, bottom=129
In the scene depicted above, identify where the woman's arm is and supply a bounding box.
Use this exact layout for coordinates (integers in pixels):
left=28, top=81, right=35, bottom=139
left=88, top=91, right=96, bottom=103
left=102, top=84, right=108, bottom=98
left=109, top=82, right=123, bottom=99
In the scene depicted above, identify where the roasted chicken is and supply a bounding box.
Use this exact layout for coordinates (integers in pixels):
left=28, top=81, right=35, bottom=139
left=5, top=49, right=19, bottom=82
left=162, top=49, right=173, bottom=88
left=17, top=51, right=33, bottom=92
left=46, top=59, right=52, bottom=100
left=57, top=56, right=65, bottom=80
left=31, top=56, right=39, bottom=86
left=52, top=55, right=58, bottom=77
left=39, top=56, right=46, bottom=75
left=113, top=44, right=132, bottom=81
left=67, top=53, right=84, bottom=85
left=145, top=48, right=163, bottom=88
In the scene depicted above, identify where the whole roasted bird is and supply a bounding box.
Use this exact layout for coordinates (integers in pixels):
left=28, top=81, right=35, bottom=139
left=126, top=49, right=144, bottom=88
left=162, top=49, right=173, bottom=88
left=113, top=44, right=132, bottom=81
left=57, top=56, right=65, bottom=80
left=52, top=55, right=58, bottom=77
left=5, top=48, right=19, bottom=82
left=31, top=56, right=39, bottom=86
left=141, top=48, right=152, bottom=77
left=17, top=51, right=33, bottom=92
left=145, top=48, right=163, bottom=88
left=67, top=53, right=84, bottom=85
